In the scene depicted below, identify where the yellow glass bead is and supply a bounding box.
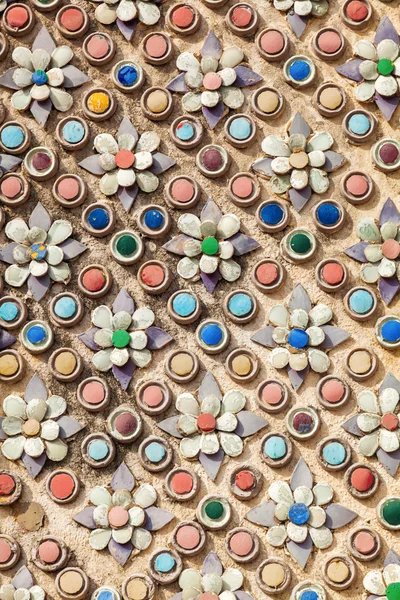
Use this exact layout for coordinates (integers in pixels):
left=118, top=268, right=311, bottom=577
left=87, top=92, right=110, bottom=114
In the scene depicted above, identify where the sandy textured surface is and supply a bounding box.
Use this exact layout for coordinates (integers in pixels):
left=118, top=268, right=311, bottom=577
left=1, top=0, right=400, bottom=598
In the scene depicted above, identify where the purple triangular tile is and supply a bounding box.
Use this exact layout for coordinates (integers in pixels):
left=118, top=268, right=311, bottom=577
left=234, top=411, right=268, bottom=437
left=144, top=507, right=174, bottom=531
left=379, top=198, right=400, bottom=225
left=29, top=202, right=51, bottom=231
left=375, top=93, right=400, bottom=122
left=380, top=372, right=400, bottom=394
left=157, top=416, right=183, bottom=439
left=201, top=269, right=220, bottom=293
left=287, top=365, right=310, bottom=391
left=202, top=551, right=223, bottom=575
left=290, top=458, right=312, bottom=491
left=58, top=239, right=87, bottom=260
left=163, top=234, right=192, bottom=255
left=146, top=327, right=173, bottom=350
left=319, top=325, right=351, bottom=349
left=62, top=65, right=90, bottom=88
left=0, top=242, right=18, bottom=264
left=22, top=373, right=45, bottom=409
left=166, top=73, right=188, bottom=93
left=78, top=328, right=100, bottom=352
left=73, top=507, right=96, bottom=529
left=111, top=462, right=135, bottom=492
left=30, top=99, right=52, bottom=127
left=377, top=448, right=400, bottom=476
left=201, top=31, right=222, bottom=59
left=374, top=16, right=399, bottom=45
left=0, top=154, right=22, bottom=174
left=251, top=326, right=276, bottom=348
left=235, top=592, right=253, bottom=600
left=289, top=185, right=312, bottom=211
left=289, top=112, right=311, bottom=137
left=246, top=501, right=276, bottom=527
left=384, top=549, right=400, bottom=567
left=199, top=449, right=224, bottom=481
left=287, top=9, right=308, bottom=37
left=22, top=452, right=46, bottom=479
left=79, top=155, right=104, bottom=176
left=12, top=566, right=34, bottom=590
left=112, top=360, right=135, bottom=390
left=341, top=415, right=363, bottom=437
left=201, top=199, right=223, bottom=224
left=323, top=151, right=347, bottom=172
left=287, top=536, right=312, bottom=569
left=0, top=67, right=20, bottom=90
left=57, top=416, right=85, bottom=439
left=378, top=276, right=400, bottom=305
left=234, top=66, right=263, bottom=87
left=251, top=157, right=273, bottom=177
left=202, top=102, right=225, bottom=130
left=32, top=26, right=56, bottom=53
left=288, top=284, right=311, bottom=312
left=0, top=329, right=16, bottom=350
left=344, top=242, right=369, bottom=263
left=336, top=59, right=363, bottom=82
left=170, top=595, right=182, bottom=600
left=108, top=538, right=132, bottom=565
left=118, top=185, right=138, bottom=211
left=229, top=232, right=260, bottom=255
left=150, top=152, right=176, bottom=175
left=113, top=289, right=134, bottom=315
left=324, top=504, right=357, bottom=529
left=116, top=17, right=136, bottom=41
left=118, top=117, right=139, bottom=140
left=28, top=274, right=50, bottom=301
left=198, top=371, right=221, bottom=401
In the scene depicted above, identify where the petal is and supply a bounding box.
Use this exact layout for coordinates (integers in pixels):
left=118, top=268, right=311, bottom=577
left=268, top=481, right=293, bottom=504
left=1, top=435, right=25, bottom=459
left=12, top=47, right=33, bottom=69
left=363, top=570, right=386, bottom=596
left=51, top=45, right=73, bottom=68
left=93, top=349, right=113, bottom=371
left=219, top=432, right=243, bottom=457
left=49, top=88, right=73, bottom=112
left=47, top=220, right=72, bottom=245
left=89, top=528, right=112, bottom=550
left=11, top=89, right=32, bottom=111
left=89, top=486, right=112, bottom=506
left=92, top=305, right=113, bottom=329
left=31, top=48, right=51, bottom=71
left=5, top=264, right=30, bottom=287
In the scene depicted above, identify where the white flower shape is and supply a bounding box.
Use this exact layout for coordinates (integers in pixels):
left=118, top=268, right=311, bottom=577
left=354, top=217, right=400, bottom=285
left=93, top=130, right=161, bottom=196
left=176, top=388, right=246, bottom=459
left=353, top=37, right=400, bottom=100
left=90, top=304, right=155, bottom=372
left=177, top=566, right=244, bottom=600
left=266, top=479, right=334, bottom=550
left=94, top=0, right=160, bottom=26
left=1, top=391, right=68, bottom=462
left=363, top=562, right=400, bottom=599
left=273, top=0, right=328, bottom=19
left=357, top=386, right=400, bottom=456
left=88, top=483, right=157, bottom=552
left=0, top=581, right=44, bottom=600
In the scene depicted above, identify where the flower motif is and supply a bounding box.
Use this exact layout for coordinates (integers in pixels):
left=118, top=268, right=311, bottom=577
left=363, top=551, right=400, bottom=599
left=93, top=0, right=162, bottom=41
left=79, top=117, right=175, bottom=212
left=251, top=284, right=350, bottom=390
left=163, top=199, right=260, bottom=293
left=0, top=566, right=45, bottom=600
left=342, top=373, right=400, bottom=476
left=170, top=552, right=254, bottom=600
left=73, top=462, right=174, bottom=565
left=0, top=374, right=84, bottom=478
left=252, top=113, right=346, bottom=212
left=0, top=202, right=86, bottom=301
left=158, top=371, right=267, bottom=480
left=345, top=198, right=400, bottom=305
left=166, top=31, right=262, bottom=129
left=246, top=459, right=357, bottom=569
left=78, top=289, right=173, bottom=390
left=0, top=27, right=89, bottom=127
left=273, top=0, right=329, bottom=37
left=337, top=18, right=400, bottom=121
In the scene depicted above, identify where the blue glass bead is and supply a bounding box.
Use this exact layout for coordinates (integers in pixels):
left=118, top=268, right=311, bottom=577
left=26, top=325, right=46, bottom=345
left=349, top=289, right=373, bottom=314
left=1, top=125, right=24, bottom=149
left=260, top=203, right=284, bottom=225
left=29, top=244, right=46, bottom=261
left=117, top=65, right=138, bottom=87
left=265, top=436, right=287, bottom=459
left=316, top=202, right=340, bottom=226
left=323, top=441, right=346, bottom=465
left=144, top=209, right=164, bottom=230
left=172, top=293, right=196, bottom=317
left=54, top=297, right=77, bottom=319
left=228, top=293, right=252, bottom=317
left=288, top=502, right=310, bottom=525
left=88, top=440, right=109, bottom=461
left=229, top=116, right=251, bottom=140
left=176, top=121, right=195, bottom=141
left=300, top=592, right=318, bottom=600
left=289, top=60, right=310, bottom=81
left=348, top=114, right=370, bottom=135
left=0, top=302, right=19, bottom=322
left=155, top=553, right=175, bottom=573
left=98, top=592, right=113, bottom=600
left=288, top=328, right=309, bottom=349
left=88, top=207, right=109, bottom=230
left=381, top=320, right=400, bottom=342
left=201, top=323, right=223, bottom=346
left=62, top=120, right=85, bottom=144
left=145, top=442, right=165, bottom=463
left=31, top=70, right=48, bottom=85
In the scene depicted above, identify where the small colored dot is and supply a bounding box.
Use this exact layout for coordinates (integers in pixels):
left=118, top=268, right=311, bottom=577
left=88, top=439, right=109, bottom=461
left=26, top=325, right=46, bottom=345
left=200, top=323, right=223, bottom=346
left=144, top=209, right=164, bottom=230
left=54, top=297, right=77, bottom=319
left=228, top=293, right=253, bottom=317
left=172, top=293, right=196, bottom=317
left=145, top=442, right=165, bottom=463
left=288, top=328, right=309, bottom=349
left=62, top=120, right=85, bottom=144
left=88, top=207, right=109, bottom=230
left=260, top=203, right=284, bottom=225
left=0, top=302, right=19, bottom=322
left=289, top=59, right=311, bottom=81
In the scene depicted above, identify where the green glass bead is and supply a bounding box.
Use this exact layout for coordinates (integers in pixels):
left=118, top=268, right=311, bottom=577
left=201, top=237, right=219, bottom=256
left=112, top=329, right=130, bottom=348
left=290, top=233, right=311, bottom=254
left=377, top=58, right=394, bottom=76
left=116, top=235, right=136, bottom=256
left=386, top=582, right=400, bottom=600
left=382, top=499, right=400, bottom=526
left=205, top=501, right=224, bottom=520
